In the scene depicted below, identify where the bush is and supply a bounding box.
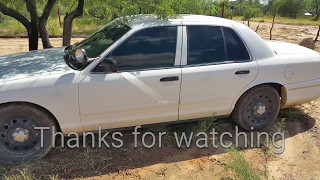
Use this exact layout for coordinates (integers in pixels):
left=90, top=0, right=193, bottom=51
left=243, top=7, right=262, bottom=21
left=0, top=13, right=4, bottom=23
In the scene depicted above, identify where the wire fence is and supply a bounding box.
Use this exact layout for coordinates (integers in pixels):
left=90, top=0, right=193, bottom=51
left=238, top=19, right=320, bottom=44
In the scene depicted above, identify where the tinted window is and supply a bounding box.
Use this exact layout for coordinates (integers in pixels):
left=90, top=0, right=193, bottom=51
left=105, top=26, right=177, bottom=71
left=75, top=21, right=131, bottom=58
left=223, top=28, right=250, bottom=61
left=187, top=26, right=225, bottom=65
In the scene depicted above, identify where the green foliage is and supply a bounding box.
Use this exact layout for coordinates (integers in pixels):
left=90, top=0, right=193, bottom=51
left=253, top=0, right=261, bottom=7
left=0, top=12, right=4, bottom=23
left=227, top=148, right=260, bottom=180
left=244, top=7, right=262, bottom=20
left=278, top=0, right=307, bottom=18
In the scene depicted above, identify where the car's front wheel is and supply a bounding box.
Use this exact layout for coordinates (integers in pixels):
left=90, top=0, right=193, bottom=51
left=232, top=85, right=281, bottom=131
left=0, top=104, right=56, bottom=164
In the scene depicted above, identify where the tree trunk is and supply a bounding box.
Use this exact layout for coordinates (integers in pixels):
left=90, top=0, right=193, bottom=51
left=239, top=0, right=243, bottom=14
left=63, top=0, right=84, bottom=46
left=255, top=22, right=260, bottom=32
left=315, top=26, right=320, bottom=42
left=25, top=0, right=39, bottom=50
left=270, top=11, right=276, bottom=40
left=294, top=9, right=298, bottom=19
left=39, top=20, right=52, bottom=48
left=28, top=27, right=39, bottom=50
left=314, top=11, right=320, bottom=21
left=39, top=0, right=56, bottom=49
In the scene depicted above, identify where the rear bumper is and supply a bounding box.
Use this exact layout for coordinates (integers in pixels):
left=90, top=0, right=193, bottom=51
left=283, top=78, right=320, bottom=108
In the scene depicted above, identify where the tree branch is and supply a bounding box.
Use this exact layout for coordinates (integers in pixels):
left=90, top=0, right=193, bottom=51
left=24, top=0, right=39, bottom=50
left=63, top=0, right=84, bottom=46
left=0, top=2, right=31, bottom=30
left=41, top=0, right=57, bottom=20
left=69, top=0, right=84, bottom=19
left=24, top=0, right=38, bottom=24
left=39, top=0, right=57, bottom=48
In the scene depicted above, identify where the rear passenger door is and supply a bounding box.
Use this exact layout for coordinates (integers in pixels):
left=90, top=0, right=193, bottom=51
left=179, top=25, right=259, bottom=120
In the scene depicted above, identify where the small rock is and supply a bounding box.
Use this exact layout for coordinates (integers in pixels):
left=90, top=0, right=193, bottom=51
left=299, top=38, right=316, bottom=50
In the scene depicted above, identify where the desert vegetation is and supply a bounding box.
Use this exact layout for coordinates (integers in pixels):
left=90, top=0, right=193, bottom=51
left=1, top=0, right=320, bottom=48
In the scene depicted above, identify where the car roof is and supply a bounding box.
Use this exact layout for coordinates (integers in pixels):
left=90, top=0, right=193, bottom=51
left=124, top=14, right=241, bottom=28
left=119, top=14, right=276, bottom=60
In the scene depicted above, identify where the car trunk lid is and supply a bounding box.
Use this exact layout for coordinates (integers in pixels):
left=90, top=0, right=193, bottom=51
left=266, top=40, right=319, bottom=56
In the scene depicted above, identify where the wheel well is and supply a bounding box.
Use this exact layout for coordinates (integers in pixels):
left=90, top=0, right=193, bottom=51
left=236, top=83, right=287, bottom=109
left=0, top=102, right=61, bottom=132
left=267, top=83, right=287, bottom=107
left=268, top=83, right=282, bottom=97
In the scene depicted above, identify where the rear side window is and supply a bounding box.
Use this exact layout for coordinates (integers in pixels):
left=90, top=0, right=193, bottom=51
left=187, top=26, right=225, bottom=65
left=187, top=26, right=250, bottom=65
left=223, top=27, right=250, bottom=61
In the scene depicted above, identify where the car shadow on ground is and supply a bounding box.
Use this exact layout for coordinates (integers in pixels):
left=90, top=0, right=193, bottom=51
left=0, top=107, right=316, bottom=179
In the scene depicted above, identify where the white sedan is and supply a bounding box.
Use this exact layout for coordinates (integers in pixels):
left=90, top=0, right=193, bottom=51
left=0, top=15, right=320, bottom=164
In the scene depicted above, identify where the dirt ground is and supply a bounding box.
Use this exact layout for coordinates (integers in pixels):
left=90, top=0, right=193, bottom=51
left=0, top=38, right=84, bottom=56
left=0, top=22, right=320, bottom=180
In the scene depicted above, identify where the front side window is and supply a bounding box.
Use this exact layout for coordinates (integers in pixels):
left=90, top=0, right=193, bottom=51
left=187, top=26, right=250, bottom=65
left=96, top=26, right=177, bottom=72
left=65, top=20, right=131, bottom=71
left=74, top=20, right=131, bottom=58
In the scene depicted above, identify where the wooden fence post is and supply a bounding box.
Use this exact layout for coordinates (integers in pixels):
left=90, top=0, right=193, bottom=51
left=221, top=3, right=225, bottom=18
left=58, top=8, right=62, bottom=28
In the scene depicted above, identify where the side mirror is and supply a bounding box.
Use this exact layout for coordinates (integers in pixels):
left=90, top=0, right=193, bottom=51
left=101, top=58, right=118, bottom=73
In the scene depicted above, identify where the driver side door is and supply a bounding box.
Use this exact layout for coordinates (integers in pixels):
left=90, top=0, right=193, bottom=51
left=79, top=26, right=182, bottom=131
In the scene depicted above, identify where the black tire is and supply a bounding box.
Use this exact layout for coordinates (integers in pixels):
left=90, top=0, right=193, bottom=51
left=232, top=85, right=281, bottom=131
left=0, top=104, right=56, bottom=164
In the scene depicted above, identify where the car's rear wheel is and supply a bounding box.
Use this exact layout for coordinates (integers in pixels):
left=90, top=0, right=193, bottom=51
left=0, top=104, right=56, bottom=164
left=232, top=85, right=281, bottom=131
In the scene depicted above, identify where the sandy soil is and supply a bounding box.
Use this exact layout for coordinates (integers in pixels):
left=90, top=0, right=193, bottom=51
left=0, top=22, right=320, bottom=179
left=0, top=38, right=84, bottom=56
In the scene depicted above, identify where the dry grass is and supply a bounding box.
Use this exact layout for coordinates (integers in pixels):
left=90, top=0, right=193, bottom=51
left=234, top=16, right=320, bottom=26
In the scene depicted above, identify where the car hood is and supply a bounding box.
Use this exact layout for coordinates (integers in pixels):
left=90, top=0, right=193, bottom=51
left=0, top=47, right=73, bottom=82
left=266, top=40, right=319, bottom=56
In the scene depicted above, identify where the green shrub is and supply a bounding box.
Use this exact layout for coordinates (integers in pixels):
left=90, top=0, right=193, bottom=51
left=0, top=13, right=4, bottom=23
left=244, top=7, right=262, bottom=21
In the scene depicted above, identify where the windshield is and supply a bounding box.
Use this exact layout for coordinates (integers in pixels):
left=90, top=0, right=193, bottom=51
left=65, top=20, right=131, bottom=70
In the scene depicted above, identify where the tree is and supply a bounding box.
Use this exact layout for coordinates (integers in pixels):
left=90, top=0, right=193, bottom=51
left=309, top=0, right=320, bottom=20
left=0, top=12, right=4, bottom=23
left=0, top=0, right=56, bottom=50
left=239, top=0, right=243, bottom=15
left=243, top=7, right=262, bottom=27
left=269, top=0, right=283, bottom=40
left=62, top=0, right=84, bottom=46
left=278, top=0, right=307, bottom=19
left=253, top=0, right=261, bottom=7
